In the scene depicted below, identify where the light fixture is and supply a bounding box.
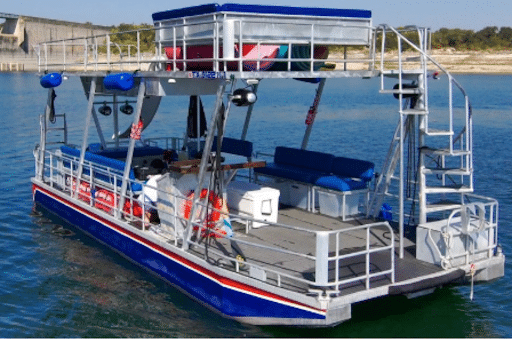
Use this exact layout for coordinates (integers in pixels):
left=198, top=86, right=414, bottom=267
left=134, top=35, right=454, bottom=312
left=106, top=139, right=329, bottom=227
left=98, top=102, right=112, bottom=116
left=120, top=101, right=134, bottom=115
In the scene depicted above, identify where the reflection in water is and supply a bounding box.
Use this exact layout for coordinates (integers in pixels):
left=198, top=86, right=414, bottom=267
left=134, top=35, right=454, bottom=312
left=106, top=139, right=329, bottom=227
left=3, top=74, right=511, bottom=337
left=30, top=206, right=267, bottom=338
left=264, top=288, right=499, bottom=338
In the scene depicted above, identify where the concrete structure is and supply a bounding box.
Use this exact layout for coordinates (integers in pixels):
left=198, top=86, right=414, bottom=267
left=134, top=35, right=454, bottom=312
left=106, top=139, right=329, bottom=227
left=0, top=13, right=111, bottom=71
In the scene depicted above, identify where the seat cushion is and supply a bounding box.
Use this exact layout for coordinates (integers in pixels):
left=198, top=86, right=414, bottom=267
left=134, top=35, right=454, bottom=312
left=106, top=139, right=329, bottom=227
left=331, top=157, right=374, bottom=182
left=315, top=175, right=368, bottom=192
left=256, top=163, right=327, bottom=184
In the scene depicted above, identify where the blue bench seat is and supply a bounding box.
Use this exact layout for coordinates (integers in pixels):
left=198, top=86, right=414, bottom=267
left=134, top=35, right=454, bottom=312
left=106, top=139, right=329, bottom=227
left=315, top=176, right=368, bottom=192
left=212, top=137, right=253, bottom=159
left=60, top=145, right=142, bottom=192
left=315, top=156, right=374, bottom=191
left=256, top=146, right=333, bottom=184
left=87, top=144, right=165, bottom=160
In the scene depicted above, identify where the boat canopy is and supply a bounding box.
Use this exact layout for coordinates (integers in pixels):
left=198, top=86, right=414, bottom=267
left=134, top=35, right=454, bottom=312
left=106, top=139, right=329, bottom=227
left=152, top=3, right=372, bottom=22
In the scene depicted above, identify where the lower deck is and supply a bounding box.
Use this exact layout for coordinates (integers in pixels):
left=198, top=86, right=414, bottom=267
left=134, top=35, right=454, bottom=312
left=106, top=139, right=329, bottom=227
left=151, top=204, right=463, bottom=299
left=34, top=142, right=502, bottom=312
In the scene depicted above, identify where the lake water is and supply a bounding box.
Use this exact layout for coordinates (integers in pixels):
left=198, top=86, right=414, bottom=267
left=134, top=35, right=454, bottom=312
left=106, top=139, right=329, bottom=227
left=0, top=72, right=511, bottom=337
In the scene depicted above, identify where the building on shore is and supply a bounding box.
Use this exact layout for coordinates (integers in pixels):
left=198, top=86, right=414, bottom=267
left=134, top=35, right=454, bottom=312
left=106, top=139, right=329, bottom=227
left=0, top=13, right=111, bottom=71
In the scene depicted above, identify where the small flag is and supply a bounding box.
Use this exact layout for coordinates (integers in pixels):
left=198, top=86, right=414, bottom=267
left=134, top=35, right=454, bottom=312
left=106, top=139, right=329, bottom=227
left=130, top=120, right=143, bottom=140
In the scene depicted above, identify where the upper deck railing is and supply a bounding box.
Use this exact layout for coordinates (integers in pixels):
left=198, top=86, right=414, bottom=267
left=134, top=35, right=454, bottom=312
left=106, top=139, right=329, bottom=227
left=34, top=9, right=379, bottom=78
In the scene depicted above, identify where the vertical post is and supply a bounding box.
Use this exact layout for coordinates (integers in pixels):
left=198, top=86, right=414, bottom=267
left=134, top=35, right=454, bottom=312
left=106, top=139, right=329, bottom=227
left=83, top=39, right=88, bottom=71
left=301, top=78, right=326, bottom=150
left=315, top=231, right=329, bottom=286
left=118, top=80, right=146, bottom=214
left=75, top=78, right=97, bottom=199
left=183, top=81, right=228, bottom=250
left=137, top=31, right=141, bottom=70
left=223, top=20, right=235, bottom=60
left=107, top=35, right=111, bottom=69
left=62, top=40, right=66, bottom=71
left=113, top=94, right=119, bottom=148
left=417, top=73, right=427, bottom=224
left=91, top=106, right=106, bottom=148
left=240, top=83, right=259, bottom=141
left=344, top=46, right=347, bottom=71
left=196, top=96, right=201, bottom=154
left=37, top=88, right=54, bottom=180
left=399, top=112, right=404, bottom=259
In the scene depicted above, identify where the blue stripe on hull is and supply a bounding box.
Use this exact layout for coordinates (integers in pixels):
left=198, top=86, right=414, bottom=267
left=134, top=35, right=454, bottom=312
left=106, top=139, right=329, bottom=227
left=33, top=186, right=326, bottom=322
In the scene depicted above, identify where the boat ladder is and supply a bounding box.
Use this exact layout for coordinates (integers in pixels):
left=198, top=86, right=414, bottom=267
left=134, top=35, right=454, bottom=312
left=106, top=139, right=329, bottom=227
left=44, top=112, right=68, bottom=146
left=368, top=25, right=473, bottom=225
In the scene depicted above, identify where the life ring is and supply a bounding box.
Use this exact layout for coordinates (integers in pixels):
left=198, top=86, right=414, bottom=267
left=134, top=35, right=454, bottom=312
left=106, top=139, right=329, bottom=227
left=182, top=188, right=232, bottom=238
left=67, top=177, right=92, bottom=202
left=94, top=188, right=118, bottom=214
left=94, top=187, right=144, bottom=218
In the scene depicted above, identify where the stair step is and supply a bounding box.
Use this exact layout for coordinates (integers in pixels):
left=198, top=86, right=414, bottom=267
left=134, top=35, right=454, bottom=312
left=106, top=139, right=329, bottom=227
left=425, top=202, right=462, bottom=213
left=422, top=167, right=472, bottom=175
left=379, top=88, right=421, bottom=95
left=381, top=69, right=424, bottom=79
left=420, top=147, right=471, bottom=156
left=421, top=128, right=453, bottom=136
left=401, top=109, right=428, bottom=115
left=424, top=184, right=472, bottom=194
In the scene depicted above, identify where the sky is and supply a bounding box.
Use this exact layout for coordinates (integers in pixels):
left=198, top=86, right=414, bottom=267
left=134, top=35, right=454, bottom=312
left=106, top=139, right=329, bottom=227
left=1, top=0, right=510, bottom=31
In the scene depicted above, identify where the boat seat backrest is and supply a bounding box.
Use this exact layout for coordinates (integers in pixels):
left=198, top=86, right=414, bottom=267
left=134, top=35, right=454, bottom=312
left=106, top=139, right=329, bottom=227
left=274, top=146, right=333, bottom=173
left=331, top=156, right=374, bottom=182
left=212, top=137, right=253, bottom=159
left=88, top=144, right=165, bottom=160
left=60, top=145, right=142, bottom=192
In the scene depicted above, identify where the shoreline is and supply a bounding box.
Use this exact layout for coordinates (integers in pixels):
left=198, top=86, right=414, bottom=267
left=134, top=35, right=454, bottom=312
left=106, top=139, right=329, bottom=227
left=331, top=49, right=512, bottom=75
left=2, top=49, right=512, bottom=75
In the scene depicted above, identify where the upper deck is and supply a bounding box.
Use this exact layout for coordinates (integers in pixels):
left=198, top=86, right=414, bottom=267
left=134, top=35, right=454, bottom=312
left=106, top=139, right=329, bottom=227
left=153, top=3, right=372, bottom=47
left=35, top=3, right=383, bottom=80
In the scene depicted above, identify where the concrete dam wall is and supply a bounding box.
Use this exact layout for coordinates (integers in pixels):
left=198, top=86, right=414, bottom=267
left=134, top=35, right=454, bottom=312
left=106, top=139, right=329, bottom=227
left=0, top=13, right=111, bottom=71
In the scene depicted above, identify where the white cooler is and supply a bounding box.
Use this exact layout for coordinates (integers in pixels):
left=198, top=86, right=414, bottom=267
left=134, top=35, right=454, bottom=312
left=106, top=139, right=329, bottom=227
left=226, top=181, right=280, bottom=228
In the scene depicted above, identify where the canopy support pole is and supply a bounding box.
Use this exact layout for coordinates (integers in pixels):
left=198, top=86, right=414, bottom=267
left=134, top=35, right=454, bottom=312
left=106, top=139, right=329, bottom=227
left=240, top=83, right=259, bottom=141
left=37, top=88, right=54, bottom=180
left=113, top=94, right=119, bottom=148
left=183, top=81, right=228, bottom=250
left=91, top=106, right=106, bottom=149
left=301, top=78, right=326, bottom=150
left=118, top=81, right=146, bottom=218
left=74, top=78, right=97, bottom=199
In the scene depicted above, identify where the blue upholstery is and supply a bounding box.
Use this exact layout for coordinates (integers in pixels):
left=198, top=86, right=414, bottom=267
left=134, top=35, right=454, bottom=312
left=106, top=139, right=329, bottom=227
left=60, top=145, right=142, bottom=192
left=256, top=146, right=374, bottom=192
left=258, top=162, right=326, bottom=184
left=212, top=137, right=253, bottom=158
left=274, top=146, right=333, bottom=172
left=88, top=144, right=165, bottom=160
left=315, top=175, right=368, bottom=191
left=331, top=157, right=374, bottom=182
left=256, top=146, right=332, bottom=184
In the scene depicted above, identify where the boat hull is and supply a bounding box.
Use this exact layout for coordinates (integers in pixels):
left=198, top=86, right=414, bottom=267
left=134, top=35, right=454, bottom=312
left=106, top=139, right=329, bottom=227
left=32, top=182, right=334, bottom=326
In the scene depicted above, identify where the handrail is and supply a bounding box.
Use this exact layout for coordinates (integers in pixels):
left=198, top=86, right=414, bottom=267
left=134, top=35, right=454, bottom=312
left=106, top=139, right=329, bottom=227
left=36, top=147, right=396, bottom=293
left=36, top=14, right=374, bottom=74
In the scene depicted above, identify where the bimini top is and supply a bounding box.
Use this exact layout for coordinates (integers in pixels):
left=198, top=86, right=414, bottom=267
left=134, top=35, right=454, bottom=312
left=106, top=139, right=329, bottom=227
left=152, top=3, right=372, bottom=21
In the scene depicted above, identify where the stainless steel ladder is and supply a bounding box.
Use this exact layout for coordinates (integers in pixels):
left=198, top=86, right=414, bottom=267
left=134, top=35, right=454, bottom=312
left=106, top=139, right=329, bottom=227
left=368, top=25, right=473, bottom=228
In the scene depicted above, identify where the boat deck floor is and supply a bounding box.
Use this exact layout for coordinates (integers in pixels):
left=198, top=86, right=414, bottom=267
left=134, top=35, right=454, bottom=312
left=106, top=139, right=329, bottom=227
left=182, top=207, right=446, bottom=297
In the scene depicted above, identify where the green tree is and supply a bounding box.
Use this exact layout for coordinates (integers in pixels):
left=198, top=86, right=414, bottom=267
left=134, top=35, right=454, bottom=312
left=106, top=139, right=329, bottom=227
left=109, top=23, right=155, bottom=54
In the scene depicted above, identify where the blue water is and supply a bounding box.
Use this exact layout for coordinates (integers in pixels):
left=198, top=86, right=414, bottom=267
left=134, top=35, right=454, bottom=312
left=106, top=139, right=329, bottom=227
left=0, top=73, right=511, bottom=337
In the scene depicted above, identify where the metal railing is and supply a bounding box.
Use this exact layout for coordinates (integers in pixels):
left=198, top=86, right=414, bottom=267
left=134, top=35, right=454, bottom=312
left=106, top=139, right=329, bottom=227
left=35, top=147, right=396, bottom=294
left=35, top=15, right=377, bottom=75
left=427, top=194, right=498, bottom=269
